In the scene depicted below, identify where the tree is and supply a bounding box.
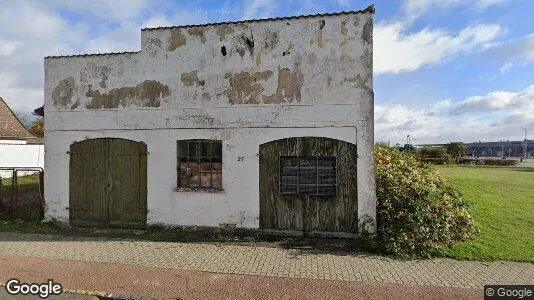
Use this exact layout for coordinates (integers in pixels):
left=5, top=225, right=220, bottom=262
left=419, top=146, right=448, bottom=158
left=445, top=142, right=469, bottom=159
left=29, top=118, right=44, bottom=138
left=13, top=110, right=44, bottom=138
left=375, top=141, right=390, bottom=148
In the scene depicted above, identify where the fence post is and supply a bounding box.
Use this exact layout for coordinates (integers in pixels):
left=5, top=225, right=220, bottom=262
left=39, top=170, right=45, bottom=220
left=11, top=170, right=17, bottom=219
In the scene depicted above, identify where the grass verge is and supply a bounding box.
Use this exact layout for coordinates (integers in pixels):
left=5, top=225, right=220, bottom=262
left=434, top=165, right=534, bottom=262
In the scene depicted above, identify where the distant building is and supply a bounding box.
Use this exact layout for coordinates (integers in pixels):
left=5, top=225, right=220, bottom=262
left=415, top=140, right=534, bottom=158
left=0, top=97, right=44, bottom=170
left=467, top=140, right=534, bottom=158
left=0, top=97, right=36, bottom=144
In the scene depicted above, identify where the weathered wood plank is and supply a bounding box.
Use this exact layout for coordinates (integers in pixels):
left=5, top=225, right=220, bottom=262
left=69, top=138, right=108, bottom=227
left=259, top=137, right=357, bottom=234
left=69, top=138, right=147, bottom=227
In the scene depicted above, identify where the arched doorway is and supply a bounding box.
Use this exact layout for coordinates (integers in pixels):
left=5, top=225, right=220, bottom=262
left=69, top=138, right=147, bottom=227
left=259, top=136, right=358, bottom=235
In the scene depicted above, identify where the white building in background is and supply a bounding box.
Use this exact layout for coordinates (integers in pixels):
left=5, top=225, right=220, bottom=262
left=43, top=6, right=377, bottom=236
left=0, top=98, right=44, bottom=174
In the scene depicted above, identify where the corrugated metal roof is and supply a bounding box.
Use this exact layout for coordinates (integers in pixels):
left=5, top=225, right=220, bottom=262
left=44, top=4, right=375, bottom=59
left=45, top=51, right=139, bottom=59
left=0, top=97, right=37, bottom=140
left=142, top=5, right=375, bottom=31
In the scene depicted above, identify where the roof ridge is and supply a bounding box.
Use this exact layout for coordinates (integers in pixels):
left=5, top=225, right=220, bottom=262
left=45, top=50, right=140, bottom=59
left=0, top=97, right=37, bottom=139
left=142, top=5, right=375, bottom=31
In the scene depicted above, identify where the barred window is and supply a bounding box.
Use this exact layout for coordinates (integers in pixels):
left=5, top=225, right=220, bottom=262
left=177, top=140, right=222, bottom=189
left=279, top=156, right=336, bottom=195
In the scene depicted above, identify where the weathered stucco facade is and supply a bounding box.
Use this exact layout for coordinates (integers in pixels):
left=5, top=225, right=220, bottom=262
left=44, top=6, right=376, bottom=234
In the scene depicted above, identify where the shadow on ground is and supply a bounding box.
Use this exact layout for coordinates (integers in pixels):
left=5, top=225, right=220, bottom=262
left=0, top=225, right=369, bottom=257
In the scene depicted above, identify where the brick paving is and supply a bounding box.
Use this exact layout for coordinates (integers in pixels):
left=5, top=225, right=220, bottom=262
left=0, top=232, right=532, bottom=289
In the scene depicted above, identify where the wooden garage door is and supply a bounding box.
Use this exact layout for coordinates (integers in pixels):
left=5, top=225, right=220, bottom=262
left=69, top=138, right=147, bottom=227
left=259, top=137, right=358, bottom=235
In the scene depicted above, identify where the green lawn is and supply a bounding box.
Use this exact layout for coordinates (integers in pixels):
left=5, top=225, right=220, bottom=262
left=434, top=165, right=534, bottom=262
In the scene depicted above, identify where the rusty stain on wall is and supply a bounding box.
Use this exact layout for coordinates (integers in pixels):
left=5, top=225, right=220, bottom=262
left=242, top=33, right=255, bottom=56
left=168, top=28, right=187, bottom=51
left=224, top=71, right=273, bottom=104
left=263, top=31, right=279, bottom=51
left=80, top=63, right=111, bottom=89
left=362, top=18, right=372, bottom=44
left=146, top=37, right=162, bottom=48
left=263, top=66, right=304, bottom=103
left=52, top=76, right=75, bottom=107
left=282, top=42, right=293, bottom=56
left=216, top=25, right=234, bottom=40
left=341, top=74, right=371, bottom=93
left=361, top=48, right=373, bottom=71
left=188, top=27, right=206, bottom=43
left=317, top=20, right=325, bottom=48
left=85, top=80, right=170, bottom=109
left=181, top=70, right=201, bottom=86
left=340, top=20, right=349, bottom=48
left=326, top=75, right=332, bottom=87
left=255, top=30, right=279, bottom=65
left=178, top=114, right=219, bottom=127
left=99, top=66, right=111, bottom=88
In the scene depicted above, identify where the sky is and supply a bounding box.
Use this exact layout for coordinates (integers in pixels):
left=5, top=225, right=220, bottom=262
left=0, top=0, right=532, bottom=145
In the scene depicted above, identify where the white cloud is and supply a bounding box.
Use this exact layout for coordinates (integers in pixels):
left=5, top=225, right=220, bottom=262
left=403, top=0, right=464, bottom=18
left=51, top=0, right=150, bottom=22
left=500, top=62, right=513, bottom=72
left=243, top=0, right=277, bottom=19
left=486, top=33, right=534, bottom=62
left=451, top=84, right=534, bottom=114
left=404, top=0, right=513, bottom=17
left=0, top=1, right=86, bottom=114
left=374, top=22, right=504, bottom=74
left=84, top=21, right=141, bottom=53
left=475, top=0, right=512, bottom=9
left=0, top=39, right=24, bottom=57
left=141, top=15, right=173, bottom=29
left=376, top=85, right=534, bottom=144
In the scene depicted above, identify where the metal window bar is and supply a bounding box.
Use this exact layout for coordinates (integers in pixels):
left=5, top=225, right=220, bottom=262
left=177, top=140, right=222, bottom=189
left=279, top=156, right=336, bottom=196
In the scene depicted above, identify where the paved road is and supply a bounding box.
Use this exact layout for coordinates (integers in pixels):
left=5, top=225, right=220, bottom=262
left=0, top=255, right=482, bottom=299
left=0, top=232, right=532, bottom=299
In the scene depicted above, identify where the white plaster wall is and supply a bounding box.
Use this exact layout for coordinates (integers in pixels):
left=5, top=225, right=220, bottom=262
left=43, top=9, right=376, bottom=231
left=44, top=127, right=357, bottom=228
left=0, top=140, right=27, bottom=145
left=0, top=144, right=44, bottom=168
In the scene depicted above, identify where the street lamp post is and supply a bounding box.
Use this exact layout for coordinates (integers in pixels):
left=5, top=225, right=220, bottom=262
left=522, top=127, right=528, bottom=160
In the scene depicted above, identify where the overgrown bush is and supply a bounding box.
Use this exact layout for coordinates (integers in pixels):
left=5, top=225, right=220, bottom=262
left=457, top=158, right=518, bottom=166
left=418, top=157, right=452, bottom=165
left=417, top=147, right=452, bottom=165
left=373, top=145, right=475, bottom=257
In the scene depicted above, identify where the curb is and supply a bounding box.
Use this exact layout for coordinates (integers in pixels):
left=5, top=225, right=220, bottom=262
left=0, top=283, right=108, bottom=298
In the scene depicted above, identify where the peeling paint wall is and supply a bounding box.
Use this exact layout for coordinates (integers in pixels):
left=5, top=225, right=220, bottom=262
left=43, top=10, right=376, bottom=232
